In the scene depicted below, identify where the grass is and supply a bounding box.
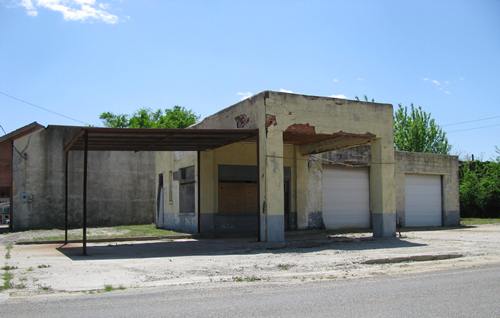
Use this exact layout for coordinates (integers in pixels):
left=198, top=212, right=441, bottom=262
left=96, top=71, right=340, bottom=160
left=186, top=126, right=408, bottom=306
left=5, top=243, right=12, bottom=259
left=23, top=224, right=183, bottom=243
left=277, top=263, right=294, bottom=271
left=461, top=218, right=500, bottom=226
left=232, top=276, right=262, bottom=283
left=103, top=284, right=126, bottom=292
left=1, top=244, right=14, bottom=290
left=39, top=285, right=52, bottom=292
left=1, top=271, right=13, bottom=290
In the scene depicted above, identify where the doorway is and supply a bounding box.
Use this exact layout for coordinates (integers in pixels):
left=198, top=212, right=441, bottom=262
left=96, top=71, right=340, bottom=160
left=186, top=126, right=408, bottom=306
left=156, top=173, right=164, bottom=226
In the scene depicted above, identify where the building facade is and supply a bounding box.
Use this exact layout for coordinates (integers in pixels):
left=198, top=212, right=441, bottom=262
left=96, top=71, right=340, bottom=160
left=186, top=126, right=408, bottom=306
left=155, top=91, right=460, bottom=241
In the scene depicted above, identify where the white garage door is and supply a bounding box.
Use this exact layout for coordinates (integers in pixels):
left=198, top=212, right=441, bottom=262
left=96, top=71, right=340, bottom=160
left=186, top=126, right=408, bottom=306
left=405, top=174, right=442, bottom=227
left=322, top=166, right=370, bottom=229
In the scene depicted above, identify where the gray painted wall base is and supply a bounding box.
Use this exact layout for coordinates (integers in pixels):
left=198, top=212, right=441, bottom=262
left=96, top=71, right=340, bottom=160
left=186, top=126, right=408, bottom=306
left=200, top=213, right=215, bottom=234
left=164, top=213, right=197, bottom=233
left=444, top=211, right=460, bottom=227
left=265, top=215, right=285, bottom=242
left=372, top=213, right=396, bottom=237
left=200, top=213, right=258, bottom=235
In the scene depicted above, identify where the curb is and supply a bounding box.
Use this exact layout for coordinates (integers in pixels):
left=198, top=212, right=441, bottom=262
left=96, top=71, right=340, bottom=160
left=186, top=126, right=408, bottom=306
left=362, top=253, right=463, bottom=265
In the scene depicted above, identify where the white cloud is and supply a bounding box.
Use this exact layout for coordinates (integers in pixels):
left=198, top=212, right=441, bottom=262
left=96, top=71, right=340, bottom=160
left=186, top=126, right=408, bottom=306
left=20, top=0, right=38, bottom=16
left=333, top=78, right=340, bottom=83
left=236, top=92, right=253, bottom=101
left=329, top=94, right=347, bottom=99
left=356, top=77, right=365, bottom=81
left=278, top=88, right=293, bottom=93
left=422, top=77, right=452, bottom=95
left=431, top=79, right=441, bottom=86
left=16, top=0, right=119, bottom=24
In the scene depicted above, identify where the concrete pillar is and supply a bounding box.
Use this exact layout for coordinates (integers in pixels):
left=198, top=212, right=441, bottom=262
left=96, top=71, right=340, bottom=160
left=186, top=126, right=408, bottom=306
left=295, top=149, right=309, bottom=230
left=295, top=149, right=323, bottom=230
left=259, top=127, right=285, bottom=242
left=199, top=150, right=215, bottom=233
left=370, top=138, right=396, bottom=237
left=443, top=158, right=460, bottom=226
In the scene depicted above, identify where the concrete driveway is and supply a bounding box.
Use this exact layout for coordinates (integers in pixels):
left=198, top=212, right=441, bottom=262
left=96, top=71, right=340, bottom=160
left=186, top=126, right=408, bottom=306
left=1, top=224, right=500, bottom=296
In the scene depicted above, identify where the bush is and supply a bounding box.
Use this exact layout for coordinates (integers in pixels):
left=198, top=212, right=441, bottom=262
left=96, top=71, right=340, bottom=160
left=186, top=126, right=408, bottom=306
left=459, top=160, right=500, bottom=218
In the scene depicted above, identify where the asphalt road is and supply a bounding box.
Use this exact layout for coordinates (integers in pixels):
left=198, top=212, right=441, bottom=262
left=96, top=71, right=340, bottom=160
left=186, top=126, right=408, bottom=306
left=2, top=265, right=500, bottom=318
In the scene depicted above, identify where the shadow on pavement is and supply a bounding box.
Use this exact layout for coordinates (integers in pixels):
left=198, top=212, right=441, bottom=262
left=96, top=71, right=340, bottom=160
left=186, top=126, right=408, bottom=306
left=57, top=236, right=426, bottom=261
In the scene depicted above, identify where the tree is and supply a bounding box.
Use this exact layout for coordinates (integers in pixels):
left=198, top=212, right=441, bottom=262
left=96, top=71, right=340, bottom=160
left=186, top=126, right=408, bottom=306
left=100, top=106, right=199, bottom=128
left=393, top=104, right=450, bottom=154
left=460, top=158, right=500, bottom=218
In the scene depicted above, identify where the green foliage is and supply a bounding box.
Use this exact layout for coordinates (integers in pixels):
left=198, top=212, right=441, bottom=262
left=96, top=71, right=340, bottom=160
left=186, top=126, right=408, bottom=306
left=459, top=160, right=500, bottom=218
left=100, top=106, right=199, bottom=128
left=393, top=104, right=450, bottom=154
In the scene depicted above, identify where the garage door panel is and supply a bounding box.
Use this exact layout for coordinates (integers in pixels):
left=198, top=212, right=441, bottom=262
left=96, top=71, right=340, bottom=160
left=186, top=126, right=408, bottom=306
left=322, top=167, right=370, bottom=229
left=405, top=174, right=442, bottom=227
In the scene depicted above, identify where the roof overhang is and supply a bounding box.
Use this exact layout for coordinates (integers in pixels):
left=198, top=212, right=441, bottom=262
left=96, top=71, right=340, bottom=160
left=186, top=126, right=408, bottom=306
left=0, top=122, right=44, bottom=143
left=64, top=127, right=258, bottom=152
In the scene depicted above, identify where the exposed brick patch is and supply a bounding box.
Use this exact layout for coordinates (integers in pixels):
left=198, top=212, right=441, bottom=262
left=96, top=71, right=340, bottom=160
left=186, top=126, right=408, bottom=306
left=265, top=114, right=277, bottom=128
left=234, top=114, right=250, bottom=128
left=285, top=123, right=316, bottom=135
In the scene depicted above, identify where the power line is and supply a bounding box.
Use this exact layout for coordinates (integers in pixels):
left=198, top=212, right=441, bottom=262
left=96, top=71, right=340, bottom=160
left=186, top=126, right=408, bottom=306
left=447, top=123, right=500, bottom=134
left=0, top=90, right=89, bottom=125
left=442, top=115, right=500, bottom=127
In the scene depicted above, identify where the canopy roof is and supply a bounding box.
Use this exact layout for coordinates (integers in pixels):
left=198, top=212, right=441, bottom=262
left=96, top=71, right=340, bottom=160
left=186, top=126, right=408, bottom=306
left=64, top=127, right=258, bottom=152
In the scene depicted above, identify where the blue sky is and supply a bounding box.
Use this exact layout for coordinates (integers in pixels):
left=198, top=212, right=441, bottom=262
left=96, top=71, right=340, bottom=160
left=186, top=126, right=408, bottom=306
left=1, top=0, right=499, bottom=158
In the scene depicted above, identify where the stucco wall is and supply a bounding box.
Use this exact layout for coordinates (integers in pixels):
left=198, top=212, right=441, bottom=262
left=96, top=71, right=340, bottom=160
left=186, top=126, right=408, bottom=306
left=157, top=91, right=397, bottom=240
left=155, top=150, right=198, bottom=233
left=395, top=151, right=460, bottom=226
left=155, top=142, right=297, bottom=235
left=12, top=126, right=155, bottom=231
left=155, top=92, right=460, bottom=238
left=262, top=91, right=396, bottom=239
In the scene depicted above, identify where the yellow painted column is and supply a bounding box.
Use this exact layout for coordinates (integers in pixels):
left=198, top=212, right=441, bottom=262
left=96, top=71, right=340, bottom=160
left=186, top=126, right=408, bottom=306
left=258, top=127, right=285, bottom=242
left=370, top=138, right=396, bottom=237
left=199, top=150, right=215, bottom=233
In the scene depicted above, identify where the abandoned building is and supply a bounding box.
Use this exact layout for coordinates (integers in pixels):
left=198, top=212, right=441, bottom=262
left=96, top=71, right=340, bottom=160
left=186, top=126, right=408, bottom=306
left=155, top=91, right=460, bottom=242
left=1, top=91, right=459, bottom=245
left=2, top=123, right=156, bottom=231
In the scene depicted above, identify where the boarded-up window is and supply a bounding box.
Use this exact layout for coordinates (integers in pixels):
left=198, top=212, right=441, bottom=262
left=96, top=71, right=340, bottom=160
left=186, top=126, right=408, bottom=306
left=218, top=165, right=258, bottom=214
left=179, top=166, right=195, bottom=213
